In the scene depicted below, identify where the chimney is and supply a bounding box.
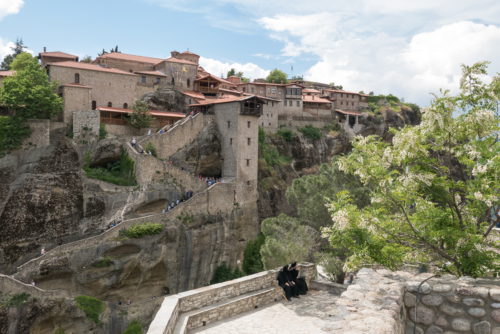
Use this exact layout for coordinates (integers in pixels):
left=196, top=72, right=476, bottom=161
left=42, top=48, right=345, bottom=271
left=272, top=80, right=274, bottom=83
left=43, top=47, right=46, bottom=53
left=281, top=80, right=283, bottom=84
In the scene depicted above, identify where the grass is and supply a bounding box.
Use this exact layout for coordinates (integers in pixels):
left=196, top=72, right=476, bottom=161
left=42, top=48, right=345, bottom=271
left=94, top=256, right=112, bottom=268
left=84, top=148, right=137, bottom=186
left=298, top=125, right=322, bottom=140
left=258, top=126, right=292, bottom=167
left=276, top=128, right=294, bottom=142
left=126, top=222, right=164, bottom=238
left=0, top=291, right=30, bottom=308
left=74, top=295, right=105, bottom=325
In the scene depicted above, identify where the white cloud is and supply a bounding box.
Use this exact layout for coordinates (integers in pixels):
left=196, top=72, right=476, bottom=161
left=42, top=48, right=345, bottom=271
left=199, top=56, right=270, bottom=80
left=251, top=53, right=278, bottom=60
left=0, top=0, right=23, bottom=21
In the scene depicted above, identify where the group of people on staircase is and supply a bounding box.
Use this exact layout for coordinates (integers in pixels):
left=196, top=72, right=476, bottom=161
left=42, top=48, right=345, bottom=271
left=276, top=262, right=309, bottom=301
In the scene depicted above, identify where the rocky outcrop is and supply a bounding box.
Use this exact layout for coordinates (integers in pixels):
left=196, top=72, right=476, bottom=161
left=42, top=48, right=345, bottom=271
left=142, top=86, right=186, bottom=112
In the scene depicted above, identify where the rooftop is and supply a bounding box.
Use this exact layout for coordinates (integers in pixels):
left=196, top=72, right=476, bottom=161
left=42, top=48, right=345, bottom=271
left=97, top=107, right=186, bottom=118
left=134, top=70, right=167, bottom=77
left=323, top=89, right=360, bottom=95
left=96, top=52, right=163, bottom=64
left=335, top=109, right=362, bottom=116
left=48, top=61, right=137, bottom=76
left=159, top=57, right=198, bottom=66
left=38, top=51, right=78, bottom=59
left=181, top=51, right=200, bottom=56
left=302, top=95, right=331, bottom=103
left=182, top=90, right=206, bottom=100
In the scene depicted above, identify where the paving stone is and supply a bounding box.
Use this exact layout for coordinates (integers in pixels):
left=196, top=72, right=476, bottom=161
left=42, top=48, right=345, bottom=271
left=468, top=308, right=486, bottom=317
left=435, top=316, right=448, bottom=327
left=433, top=284, right=452, bottom=293
left=426, top=325, right=444, bottom=334
left=451, top=318, right=471, bottom=332
left=491, top=289, right=500, bottom=302
left=409, top=305, right=434, bottom=325
left=439, top=303, right=464, bottom=317
left=422, top=295, right=444, bottom=306
left=463, top=298, right=485, bottom=307
left=472, top=320, right=491, bottom=334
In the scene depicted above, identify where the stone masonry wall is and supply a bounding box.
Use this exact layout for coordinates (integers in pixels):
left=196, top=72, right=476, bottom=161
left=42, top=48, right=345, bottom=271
left=73, top=110, right=100, bottom=144
left=0, top=274, right=75, bottom=300
left=22, top=119, right=50, bottom=149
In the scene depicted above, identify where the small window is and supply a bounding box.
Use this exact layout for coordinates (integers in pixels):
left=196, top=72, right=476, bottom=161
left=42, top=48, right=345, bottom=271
left=341, top=93, right=343, bottom=97
left=187, top=79, right=190, bottom=87
left=91, top=101, right=96, bottom=110
left=247, top=121, right=251, bottom=128
left=267, top=88, right=270, bottom=93
left=271, top=114, right=273, bottom=117
left=352, top=102, right=354, bottom=106
left=97, top=60, right=100, bottom=64
left=108, top=102, right=112, bottom=107
left=247, top=181, right=250, bottom=185
left=246, top=159, right=250, bottom=166
left=267, top=114, right=269, bottom=117
left=74, top=73, right=80, bottom=83
left=123, top=103, right=128, bottom=109
left=230, top=138, right=233, bottom=145
left=269, top=122, right=271, bottom=126
left=260, top=89, right=263, bottom=94
left=247, top=138, right=251, bottom=145
left=243, top=87, right=246, bottom=92
left=262, top=122, right=264, bottom=126
left=172, top=77, right=175, bottom=84
left=279, top=90, right=282, bottom=95
left=251, top=87, right=254, bottom=93
left=129, top=69, right=133, bottom=73
left=189, top=99, right=191, bottom=104
left=296, top=101, right=300, bottom=107
left=156, top=77, right=161, bottom=83
left=141, top=76, right=146, bottom=83
left=228, top=121, right=230, bottom=128
left=341, top=101, right=343, bottom=105
left=272, top=102, right=274, bottom=107
left=272, top=88, right=275, bottom=94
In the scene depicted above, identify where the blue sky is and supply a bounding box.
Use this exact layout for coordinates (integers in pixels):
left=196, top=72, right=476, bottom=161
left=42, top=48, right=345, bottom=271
left=1, top=0, right=500, bottom=107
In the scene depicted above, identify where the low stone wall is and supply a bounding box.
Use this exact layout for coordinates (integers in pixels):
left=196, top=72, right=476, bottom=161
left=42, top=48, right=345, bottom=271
left=49, top=121, right=67, bottom=133
left=22, top=119, right=50, bottom=149
left=73, top=110, right=100, bottom=144
left=278, top=114, right=335, bottom=129
left=310, top=280, right=348, bottom=295
left=147, top=263, right=316, bottom=334
left=0, top=274, right=76, bottom=300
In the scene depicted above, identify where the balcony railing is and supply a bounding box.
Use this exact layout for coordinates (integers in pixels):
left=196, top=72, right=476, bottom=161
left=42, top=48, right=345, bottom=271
left=198, top=86, right=219, bottom=93
left=285, top=94, right=301, bottom=99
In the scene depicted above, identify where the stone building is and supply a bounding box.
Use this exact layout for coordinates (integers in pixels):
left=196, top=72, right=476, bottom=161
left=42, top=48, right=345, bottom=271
left=38, top=49, right=78, bottom=67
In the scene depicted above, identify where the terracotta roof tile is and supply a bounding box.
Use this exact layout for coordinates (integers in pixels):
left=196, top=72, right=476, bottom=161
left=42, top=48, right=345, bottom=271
left=134, top=70, right=167, bottom=77
left=181, top=51, right=199, bottom=56
left=0, top=71, right=15, bottom=77
left=302, top=96, right=331, bottom=103
left=97, top=52, right=163, bottom=64
left=49, top=61, right=137, bottom=76
left=97, top=107, right=185, bottom=118
left=182, top=90, right=206, bottom=99
left=335, top=109, right=362, bottom=116
left=195, top=74, right=232, bottom=85
left=157, top=57, right=198, bottom=66
left=324, top=89, right=360, bottom=95
left=39, top=51, right=78, bottom=59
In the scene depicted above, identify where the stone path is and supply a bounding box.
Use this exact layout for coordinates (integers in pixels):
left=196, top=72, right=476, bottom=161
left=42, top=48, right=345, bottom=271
left=190, top=290, right=340, bottom=334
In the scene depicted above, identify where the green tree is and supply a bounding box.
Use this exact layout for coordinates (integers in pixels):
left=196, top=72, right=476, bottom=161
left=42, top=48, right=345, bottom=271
left=236, top=71, right=250, bottom=83
left=0, top=53, right=62, bottom=119
left=126, top=100, right=154, bottom=129
left=359, top=91, right=365, bottom=94
left=124, top=318, right=143, bottom=334
left=325, top=61, right=500, bottom=277
left=290, top=75, right=303, bottom=81
left=0, top=38, right=27, bottom=70
left=265, top=69, right=289, bottom=84
left=80, top=55, right=93, bottom=63
left=369, top=91, right=374, bottom=96
left=227, top=68, right=236, bottom=78
left=242, top=232, right=265, bottom=274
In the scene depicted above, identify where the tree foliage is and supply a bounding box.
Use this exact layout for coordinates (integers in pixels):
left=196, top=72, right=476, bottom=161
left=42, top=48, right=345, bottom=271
left=126, top=100, right=154, bottom=129
left=210, top=262, right=245, bottom=284
left=144, top=140, right=157, bottom=157
left=126, top=223, right=164, bottom=238
left=0, top=38, right=27, bottom=70
left=0, top=52, right=63, bottom=119
left=265, top=69, right=289, bottom=84
left=242, top=232, right=265, bottom=275
left=124, top=318, right=143, bottom=334
left=227, top=68, right=236, bottom=78
left=325, top=61, right=500, bottom=277
left=74, top=295, right=105, bottom=325
left=80, top=55, right=93, bottom=63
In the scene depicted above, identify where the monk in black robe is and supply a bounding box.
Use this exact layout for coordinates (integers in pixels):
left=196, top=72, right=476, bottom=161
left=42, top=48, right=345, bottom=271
left=277, top=265, right=300, bottom=301
left=290, top=262, right=308, bottom=295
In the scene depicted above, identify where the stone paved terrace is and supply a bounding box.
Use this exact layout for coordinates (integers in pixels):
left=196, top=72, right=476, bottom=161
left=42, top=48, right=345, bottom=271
left=190, top=290, right=340, bottom=334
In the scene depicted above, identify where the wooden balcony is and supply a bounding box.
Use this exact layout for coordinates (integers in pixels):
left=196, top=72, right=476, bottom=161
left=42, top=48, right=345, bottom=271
left=285, top=94, right=302, bottom=99
left=198, top=86, right=219, bottom=93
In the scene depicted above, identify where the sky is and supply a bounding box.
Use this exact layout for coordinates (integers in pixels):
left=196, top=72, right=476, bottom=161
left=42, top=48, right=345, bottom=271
left=1, top=0, right=500, bottom=107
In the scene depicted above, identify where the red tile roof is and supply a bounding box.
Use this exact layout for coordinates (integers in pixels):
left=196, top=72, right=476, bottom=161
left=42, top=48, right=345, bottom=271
left=157, top=57, right=198, bottom=66
left=237, top=82, right=286, bottom=87
left=335, top=109, right=362, bottom=116
left=49, top=61, right=137, bottom=76
left=134, top=70, right=167, bottom=77
left=195, top=74, right=232, bottom=85
left=0, top=71, right=15, bottom=77
left=302, top=96, right=331, bottom=103
left=182, top=90, right=206, bottom=100
left=181, top=51, right=199, bottom=56
left=62, top=83, right=92, bottom=89
left=302, top=89, right=320, bottom=93
left=97, top=107, right=185, bottom=118
left=39, top=51, right=78, bottom=59
left=188, top=95, right=247, bottom=107
left=96, top=52, right=163, bottom=64
left=219, top=88, right=243, bottom=96
left=324, top=89, right=360, bottom=95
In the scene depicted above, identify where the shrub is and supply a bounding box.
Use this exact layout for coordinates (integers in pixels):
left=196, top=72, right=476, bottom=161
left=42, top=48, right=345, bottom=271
left=298, top=125, right=322, bottom=140
left=0, top=116, right=31, bottom=158
left=127, top=222, right=164, bottom=238
left=242, top=232, right=265, bottom=275
left=258, top=126, right=265, bottom=144
left=99, top=124, right=107, bottom=140
left=276, top=129, right=294, bottom=142
left=84, top=148, right=137, bottom=186
left=54, top=325, right=67, bottom=334
left=144, top=141, right=157, bottom=157
left=210, top=262, right=245, bottom=284
left=124, top=318, right=143, bottom=334
left=74, top=295, right=105, bottom=325
left=0, top=292, right=30, bottom=308
left=94, top=256, right=112, bottom=268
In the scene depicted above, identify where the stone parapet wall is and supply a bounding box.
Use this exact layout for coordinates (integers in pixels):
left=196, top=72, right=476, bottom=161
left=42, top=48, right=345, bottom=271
left=22, top=119, right=50, bottom=149
left=310, top=280, right=348, bottom=295
left=0, top=274, right=76, bottom=300
left=73, top=110, right=100, bottom=144
left=278, top=114, right=335, bottom=129
left=146, top=263, right=315, bottom=334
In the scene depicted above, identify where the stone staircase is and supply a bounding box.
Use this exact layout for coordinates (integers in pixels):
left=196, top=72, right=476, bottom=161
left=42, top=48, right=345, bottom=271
left=139, top=113, right=201, bottom=146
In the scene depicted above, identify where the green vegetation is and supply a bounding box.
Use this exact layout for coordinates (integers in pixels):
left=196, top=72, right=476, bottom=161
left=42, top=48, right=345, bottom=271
left=0, top=38, right=27, bottom=70
left=124, top=318, right=143, bottom=334
left=74, top=295, right=105, bottom=325
left=0, top=116, right=31, bottom=158
left=54, top=325, right=67, bottom=334
left=258, top=127, right=292, bottom=167
left=242, top=232, right=265, bottom=275
left=126, top=100, right=154, bottom=129
left=0, top=291, right=30, bottom=308
left=98, top=45, right=121, bottom=56
left=99, top=124, right=107, bottom=140
left=83, top=148, right=137, bottom=186
left=298, top=125, right=322, bottom=140
left=80, top=55, right=93, bottom=63
left=127, top=222, right=164, bottom=238
left=226, top=68, right=250, bottom=83
left=144, top=141, right=157, bottom=157
left=210, top=262, right=245, bottom=284
left=276, top=128, right=294, bottom=142
left=94, top=256, right=112, bottom=268
left=265, top=68, right=289, bottom=84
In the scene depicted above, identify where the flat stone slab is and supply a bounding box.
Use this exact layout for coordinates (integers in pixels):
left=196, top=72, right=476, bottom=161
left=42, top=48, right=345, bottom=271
left=189, top=290, right=339, bottom=334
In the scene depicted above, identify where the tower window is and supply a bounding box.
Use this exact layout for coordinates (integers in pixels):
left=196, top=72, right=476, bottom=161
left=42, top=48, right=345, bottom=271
left=91, top=101, right=96, bottom=110
left=187, top=79, right=190, bottom=87
left=247, top=138, right=251, bottom=145
left=74, top=73, right=80, bottom=83
left=107, top=102, right=112, bottom=107
left=228, top=121, right=230, bottom=128
left=141, top=76, right=146, bottom=83
left=123, top=103, right=128, bottom=109
left=230, top=138, right=232, bottom=145
left=246, top=159, right=250, bottom=166
left=247, top=121, right=250, bottom=128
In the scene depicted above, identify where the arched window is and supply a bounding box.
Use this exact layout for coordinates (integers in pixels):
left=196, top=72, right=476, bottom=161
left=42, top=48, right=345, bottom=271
left=74, top=73, right=80, bottom=83
left=187, top=79, right=190, bottom=87
left=171, top=77, right=175, bottom=85
left=123, top=103, right=128, bottom=109
left=108, top=102, right=112, bottom=107
left=91, top=101, right=96, bottom=110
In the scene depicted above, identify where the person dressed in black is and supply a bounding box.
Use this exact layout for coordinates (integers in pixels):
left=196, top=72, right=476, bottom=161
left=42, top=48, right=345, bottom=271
left=277, top=265, right=300, bottom=301
left=290, top=262, right=308, bottom=295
